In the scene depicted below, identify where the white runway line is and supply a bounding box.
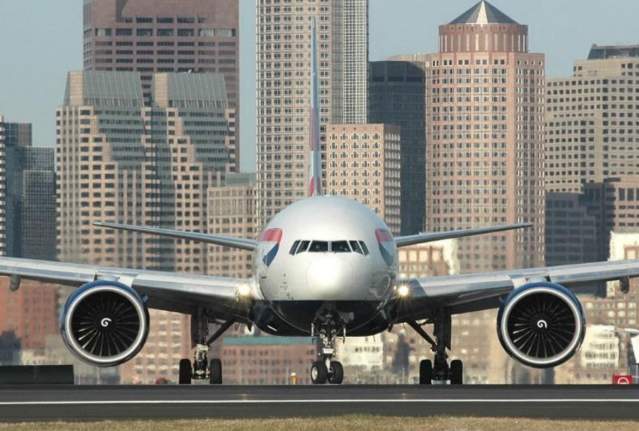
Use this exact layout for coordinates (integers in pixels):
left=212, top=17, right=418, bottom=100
left=1, top=399, right=639, bottom=406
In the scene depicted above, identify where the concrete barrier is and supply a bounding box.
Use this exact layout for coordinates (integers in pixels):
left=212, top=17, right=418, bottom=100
left=0, top=365, right=74, bottom=385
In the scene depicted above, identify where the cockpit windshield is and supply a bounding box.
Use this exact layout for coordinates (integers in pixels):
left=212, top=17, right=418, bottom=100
left=290, top=240, right=369, bottom=256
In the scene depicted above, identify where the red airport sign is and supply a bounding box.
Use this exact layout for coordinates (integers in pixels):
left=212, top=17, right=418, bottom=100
left=612, top=374, right=633, bottom=385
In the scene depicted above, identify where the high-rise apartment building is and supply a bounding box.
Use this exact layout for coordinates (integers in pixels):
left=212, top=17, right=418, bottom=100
left=207, top=173, right=257, bottom=279
left=325, top=124, right=401, bottom=235
left=422, top=0, right=545, bottom=273
left=256, top=0, right=369, bottom=227
left=0, top=117, right=56, bottom=260
left=545, top=44, right=639, bottom=193
left=57, top=70, right=231, bottom=383
left=369, top=61, right=426, bottom=235
left=83, top=0, right=240, bottom=168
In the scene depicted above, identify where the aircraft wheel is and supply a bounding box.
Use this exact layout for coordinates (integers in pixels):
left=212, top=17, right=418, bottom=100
left=209, top=358, right=223, bottom=384
left=311, top=361, right=328, bottom=384
left=328, top=361, right=344, bottom=384
left=419, top=359, right=433, bottom=385
left=179, top=358, right=192, bottom=385
left=450, top=359, right=463, bottom=385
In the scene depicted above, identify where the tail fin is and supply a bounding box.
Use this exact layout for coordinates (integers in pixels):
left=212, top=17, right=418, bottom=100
left=308, top=17, right=322, bottom=197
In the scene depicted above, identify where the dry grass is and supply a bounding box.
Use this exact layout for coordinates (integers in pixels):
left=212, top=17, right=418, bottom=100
left=1, top=416, right=638, bottom=431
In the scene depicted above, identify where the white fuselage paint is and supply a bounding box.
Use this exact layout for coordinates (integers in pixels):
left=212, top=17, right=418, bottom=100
left=251, top=196, right=397, bottom=333
left=256, top=196, right=397, bottom=302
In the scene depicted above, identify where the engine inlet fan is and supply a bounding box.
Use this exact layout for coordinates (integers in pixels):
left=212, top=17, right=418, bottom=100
left=498, top=283, right=585, bottom=368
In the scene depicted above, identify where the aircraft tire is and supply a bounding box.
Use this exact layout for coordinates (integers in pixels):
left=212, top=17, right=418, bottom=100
left=328, top=361, right=344, bottom=384
left=311, top=361, right=328, bottom=384
left=419, top=359, right=433, bottom=385
left=179, top=358, right=192, bottom=385
left=450, top=359, right=463, bottom=385
left=209, top=358, right=223, bottom=384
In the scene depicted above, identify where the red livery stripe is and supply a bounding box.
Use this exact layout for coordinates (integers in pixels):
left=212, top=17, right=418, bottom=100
left=375, top=229, right=393, bottom=243
left=259, top=228, right=283, bottom=243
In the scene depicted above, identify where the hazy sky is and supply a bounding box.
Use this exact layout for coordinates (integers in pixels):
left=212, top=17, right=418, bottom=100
left=0, top=0, right=638, bottom=172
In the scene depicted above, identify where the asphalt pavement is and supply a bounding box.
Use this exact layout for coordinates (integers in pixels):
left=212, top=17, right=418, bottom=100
left=1, top=384, right=638, bottom=421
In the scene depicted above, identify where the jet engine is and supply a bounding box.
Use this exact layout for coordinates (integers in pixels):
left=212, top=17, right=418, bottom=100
left=497, top=282, right=585, bottom=368
left=61, top=281, right=149, bottom=367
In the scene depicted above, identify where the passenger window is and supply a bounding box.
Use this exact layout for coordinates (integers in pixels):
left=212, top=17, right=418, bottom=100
left=331, top=241, right=350, bottom=253
left=349, top=240, right=363, bottom=255
left=289, top=240, right=300, bottom=255
left=359, top=241, right=369, bottom=255
left=309, top=241, right=329, bottom=252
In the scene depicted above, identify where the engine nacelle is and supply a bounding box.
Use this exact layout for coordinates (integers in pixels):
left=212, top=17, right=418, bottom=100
left=497, top=282, right=585, bottom=368
left=61, top=281, right=149, bottom=367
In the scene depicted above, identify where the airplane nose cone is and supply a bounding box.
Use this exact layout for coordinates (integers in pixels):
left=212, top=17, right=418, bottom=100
left=307, top=255, right=352, bottom=300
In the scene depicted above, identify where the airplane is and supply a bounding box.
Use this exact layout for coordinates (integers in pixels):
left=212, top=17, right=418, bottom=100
left=2, top=20, right=639, bottom=386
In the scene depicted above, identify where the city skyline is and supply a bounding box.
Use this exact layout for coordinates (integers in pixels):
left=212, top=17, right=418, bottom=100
left=1, top=0, right=638, bottom=173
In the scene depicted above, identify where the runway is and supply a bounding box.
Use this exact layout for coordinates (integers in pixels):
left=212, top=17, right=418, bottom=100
left=1, top=385, right=639, bottom=421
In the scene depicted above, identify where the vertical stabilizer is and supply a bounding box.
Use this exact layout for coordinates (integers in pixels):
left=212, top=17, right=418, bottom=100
left=308, top=17, right=322, bottom=197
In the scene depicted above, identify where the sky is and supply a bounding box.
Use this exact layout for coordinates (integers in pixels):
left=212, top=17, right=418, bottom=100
left=0, top=0, right=638, bottom=173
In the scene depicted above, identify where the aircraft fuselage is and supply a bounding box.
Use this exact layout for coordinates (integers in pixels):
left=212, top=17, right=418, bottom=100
left=252, top=195, right=398, bottom=336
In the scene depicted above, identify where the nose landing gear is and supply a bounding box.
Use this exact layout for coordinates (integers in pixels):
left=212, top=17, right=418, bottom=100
left=310, top=322, right=344, bottom=385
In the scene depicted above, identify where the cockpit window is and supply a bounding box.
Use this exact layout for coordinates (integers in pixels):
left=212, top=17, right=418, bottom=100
left=289, top=240, right=300, bottom=255
left=296, top=240, right=310, bottom=254
left=359, top=241, right=370, bottom=255
left=291, top=240, right=368, bottom=255
left=331, top=241, right=350, bottom=253
left=349, top=240, right=363, bottom=255
left=309, top=241, right=329, bottom=252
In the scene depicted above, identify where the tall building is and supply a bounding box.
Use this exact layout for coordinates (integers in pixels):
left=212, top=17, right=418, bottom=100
left=325, top=124, right=401, bottom=235
left=423, top=0, right=545, bottom=273
left=546, top=44, right=639, bottom=193
left=57, top=70, right=231, bottom=383
left=0, top=116, right=56, bottom=260
left=546, top=178, right=639, bottom=280
left=83, top=0, right=240, bottom=168
left=256, top=0, right=369, bottom=227
left=368, top=61, right=426, bottom=235
left=545, top=191, right=601, bottom=267
left=207, top=172, right=257, bottom=279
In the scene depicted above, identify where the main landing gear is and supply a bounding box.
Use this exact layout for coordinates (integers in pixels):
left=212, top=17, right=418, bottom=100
left=310, top=322, right=344, bottom=385
left=408, top=311, right=463, bottom=385
left=179, top=318, right=234, bottom=385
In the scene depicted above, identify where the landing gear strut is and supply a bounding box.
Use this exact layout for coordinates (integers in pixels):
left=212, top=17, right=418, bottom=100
left=311, top=322, right=344, bottom=385
left=179, top=315, right=234, bottom=385
left=409, top=311, right=463, bottom=385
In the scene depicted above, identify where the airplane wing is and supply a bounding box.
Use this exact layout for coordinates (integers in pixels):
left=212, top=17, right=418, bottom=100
left=94, top=222, right=258, bottom=251
left=0, top=257, right=256, bottom=321
left=394, top=223, right=531, bottom=248
left=394, top=259, right=639, bottom=320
